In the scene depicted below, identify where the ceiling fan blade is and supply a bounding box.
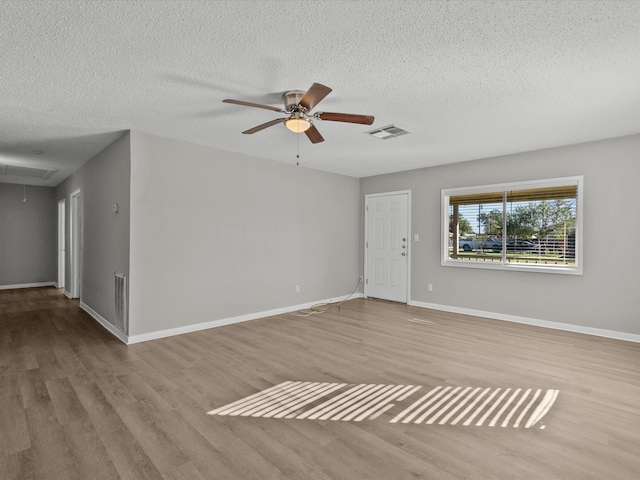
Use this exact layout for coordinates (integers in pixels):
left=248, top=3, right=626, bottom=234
left=223, top=98, right=284, bottom=112
left=242, top=118, right=287, bottom=134
left=316, top=112, right=375, bottom=125
left=299, top=83, right=332, bottom=111
left=304, top=124, right=324, bottom=144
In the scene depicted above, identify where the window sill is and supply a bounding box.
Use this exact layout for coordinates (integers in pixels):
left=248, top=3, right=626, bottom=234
left=442, top=258, right=582, bottom=275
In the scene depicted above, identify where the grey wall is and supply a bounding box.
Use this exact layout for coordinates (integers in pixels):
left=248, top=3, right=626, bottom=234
left=56, top=132, right=131, bottom=327
left=360, top=134, right=640, bottom=336
left=128, top=131, right=361, bottom=336
left=0, top=183, right=56, bottom=286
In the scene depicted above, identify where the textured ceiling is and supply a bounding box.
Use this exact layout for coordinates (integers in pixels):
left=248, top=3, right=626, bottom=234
left=1, top=0, right=640, bottom=186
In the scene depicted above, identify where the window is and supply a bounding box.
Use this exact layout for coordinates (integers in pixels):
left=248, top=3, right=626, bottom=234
left=442, top=176, right=583, bottom=274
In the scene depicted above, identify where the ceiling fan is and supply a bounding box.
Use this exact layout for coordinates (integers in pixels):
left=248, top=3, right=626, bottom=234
left=222, top=83, right=374, bottom=144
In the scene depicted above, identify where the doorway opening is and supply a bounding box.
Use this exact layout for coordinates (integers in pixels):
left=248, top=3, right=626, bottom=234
left=70, top=189, right=82, bottom=299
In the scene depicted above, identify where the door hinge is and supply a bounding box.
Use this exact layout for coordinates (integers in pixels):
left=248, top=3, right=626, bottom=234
left=365, top=278, right=368, bottom=284
left=366, top=241, right=368, bottom=248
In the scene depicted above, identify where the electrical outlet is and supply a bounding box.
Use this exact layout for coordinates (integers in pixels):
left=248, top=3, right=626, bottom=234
left=295, top=284, right=300, bottom=293
left=428, top=284, right=433, bottom=292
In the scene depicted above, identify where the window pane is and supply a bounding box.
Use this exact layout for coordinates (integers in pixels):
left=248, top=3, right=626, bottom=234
left=448, top=192, right=503, bottom=263
left=504, top=186, right=576, bottom=266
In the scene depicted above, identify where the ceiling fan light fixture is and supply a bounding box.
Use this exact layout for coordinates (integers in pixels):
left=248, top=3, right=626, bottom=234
left=285, top=116, right=311, bottom=133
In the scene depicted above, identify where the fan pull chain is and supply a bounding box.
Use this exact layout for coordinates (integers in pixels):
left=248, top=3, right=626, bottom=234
left=296, top=131, right=300, bottom=166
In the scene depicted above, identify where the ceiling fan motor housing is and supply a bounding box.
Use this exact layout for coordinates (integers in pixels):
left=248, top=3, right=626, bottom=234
left=283, top=90, right=306, bottom=113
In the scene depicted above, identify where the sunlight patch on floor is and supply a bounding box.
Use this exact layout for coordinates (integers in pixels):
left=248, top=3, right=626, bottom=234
left=207, top=381, right=559, bottom=429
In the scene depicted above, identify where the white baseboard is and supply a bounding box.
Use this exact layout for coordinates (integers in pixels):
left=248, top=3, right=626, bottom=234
left=0, top=282, right=56, bottom=290
left=408, top=300, right=640, bottom=344
left=64, top=290, right=72, bottom=298
left=127, top=293, right=365, bottom=345
left=80, top=302, right=128, bottom=344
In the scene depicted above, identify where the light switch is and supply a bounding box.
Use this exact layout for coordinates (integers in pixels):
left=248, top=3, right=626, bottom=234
left=414, top=234, right=419, bottom=242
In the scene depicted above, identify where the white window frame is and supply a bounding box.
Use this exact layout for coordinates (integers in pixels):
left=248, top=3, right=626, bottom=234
left=441, top=176, right=583, bottom=275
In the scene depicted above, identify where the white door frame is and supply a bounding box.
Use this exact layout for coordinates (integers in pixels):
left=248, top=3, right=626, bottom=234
left=364, top=190, right=411, bottom=303
left=57, top=199, right=66, bottom=289
left=70, top=189, right=82, bottom=299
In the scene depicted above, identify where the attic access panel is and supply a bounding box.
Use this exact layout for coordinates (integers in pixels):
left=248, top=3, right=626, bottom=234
left=0, top=163, right=57, bottom=180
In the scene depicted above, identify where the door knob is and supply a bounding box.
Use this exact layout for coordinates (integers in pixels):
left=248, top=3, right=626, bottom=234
left=401, top=252, right=406, bottom=256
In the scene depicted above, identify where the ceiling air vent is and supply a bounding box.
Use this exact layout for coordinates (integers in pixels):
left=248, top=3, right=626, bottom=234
left=364, top=124, right=411, bottom=140
left=0, top=163, right=57, bottom=180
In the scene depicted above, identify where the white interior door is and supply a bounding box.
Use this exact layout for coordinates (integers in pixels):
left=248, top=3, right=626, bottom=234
left=365, top=192, right=409, bottom=303
left=57, top=199, right=65, bottom=289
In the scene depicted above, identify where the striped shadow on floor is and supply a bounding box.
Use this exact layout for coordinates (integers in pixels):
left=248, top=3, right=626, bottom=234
left=207, top=381, right=559, bottom=429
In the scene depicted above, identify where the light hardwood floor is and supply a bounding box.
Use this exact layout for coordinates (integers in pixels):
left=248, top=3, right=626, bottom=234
left=1, top=286, right=639, bottom=479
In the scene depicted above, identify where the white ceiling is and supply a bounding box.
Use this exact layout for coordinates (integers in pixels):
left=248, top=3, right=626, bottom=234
left=2, top=0, right=640, bottom=187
